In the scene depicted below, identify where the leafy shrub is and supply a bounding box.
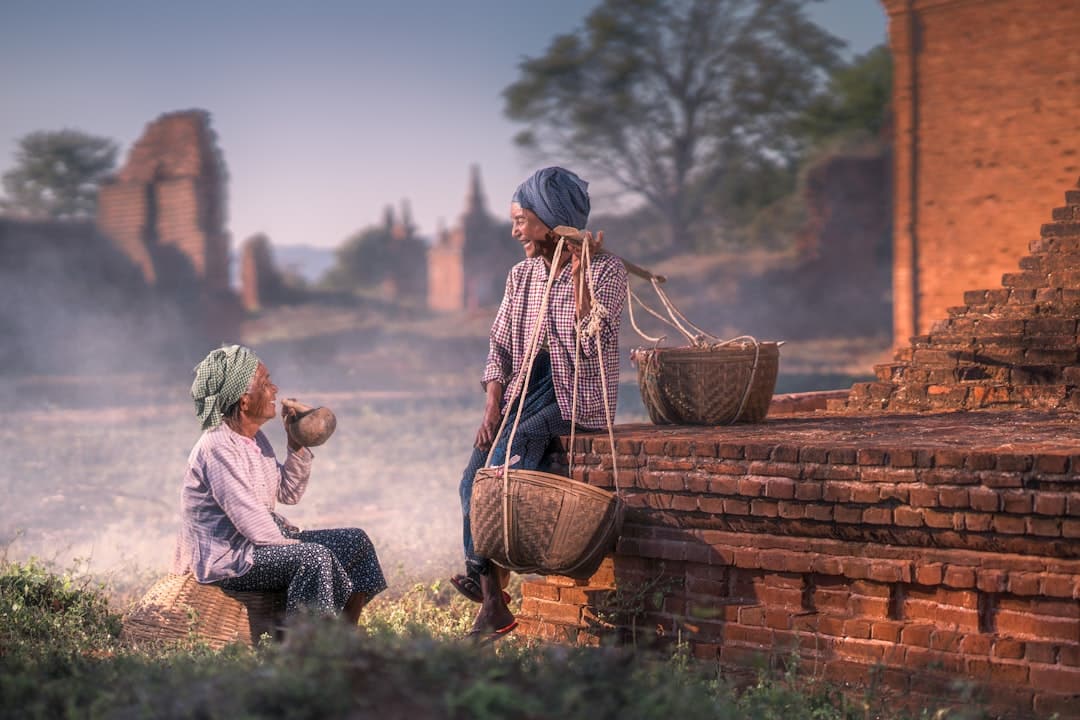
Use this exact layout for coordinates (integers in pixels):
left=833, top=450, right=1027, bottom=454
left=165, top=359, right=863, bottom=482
left=0, top=558, right=121, bottom=656
left=0, top=565, right=980, bottom=720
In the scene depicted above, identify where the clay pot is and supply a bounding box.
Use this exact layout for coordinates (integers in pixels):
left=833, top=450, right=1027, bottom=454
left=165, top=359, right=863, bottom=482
left=281, top=398, right=337, bottom=447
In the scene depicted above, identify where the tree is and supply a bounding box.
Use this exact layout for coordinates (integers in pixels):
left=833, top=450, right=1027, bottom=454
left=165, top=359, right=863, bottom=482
left=503, top=0, right=843, bottom=252
left=793, top=44, right=892, bottom=148
left=1, top=129, right=118, bottom=220
left=320, top=205, right=427, bottom=301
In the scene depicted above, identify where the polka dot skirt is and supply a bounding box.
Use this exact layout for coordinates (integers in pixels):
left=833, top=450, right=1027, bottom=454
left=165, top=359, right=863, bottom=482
left=219, top=526, right=386, bottom=616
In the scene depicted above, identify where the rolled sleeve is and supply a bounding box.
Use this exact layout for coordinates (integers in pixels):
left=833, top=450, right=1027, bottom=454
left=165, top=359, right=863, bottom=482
left=277, top=446, right=312, bottom=505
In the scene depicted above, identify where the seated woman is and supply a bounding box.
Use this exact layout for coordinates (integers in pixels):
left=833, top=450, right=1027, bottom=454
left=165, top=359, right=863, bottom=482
left=173, top=344, right=386, bottom=623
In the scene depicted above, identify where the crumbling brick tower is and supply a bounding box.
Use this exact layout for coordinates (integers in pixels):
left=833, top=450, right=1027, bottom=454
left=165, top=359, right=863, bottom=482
left=848, top=180, right=1080, bottom=412
left=97, top=110, right=230, bottom=295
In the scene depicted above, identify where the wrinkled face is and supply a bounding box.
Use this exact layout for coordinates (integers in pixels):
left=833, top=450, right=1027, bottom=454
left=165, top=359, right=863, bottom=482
left=510, top=203, right=554, bottom=259
left=242, top=363, right=278, bottom=425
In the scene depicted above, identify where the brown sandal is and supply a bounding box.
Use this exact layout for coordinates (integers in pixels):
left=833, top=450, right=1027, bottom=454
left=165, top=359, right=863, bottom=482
left=450, top=573, right=511, bottom=604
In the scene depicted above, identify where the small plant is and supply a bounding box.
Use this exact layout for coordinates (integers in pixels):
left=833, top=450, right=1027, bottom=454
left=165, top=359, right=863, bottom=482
left=0, top=558, right=121, bottom=657
left=590, top=563, right=682, bottom=646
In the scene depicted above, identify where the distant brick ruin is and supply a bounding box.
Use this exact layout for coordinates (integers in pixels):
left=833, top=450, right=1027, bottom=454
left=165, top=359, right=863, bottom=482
left=886, top=0, right=1080, bottom=347
left=96, top=109, right=240, bottom=341
left=427, top=166, right=519, bottom=312
left=98, top=110, right=230, bottom=293
left=239, top=233, right=290, bottom=312
left=735, top=145, right=893, bottom=340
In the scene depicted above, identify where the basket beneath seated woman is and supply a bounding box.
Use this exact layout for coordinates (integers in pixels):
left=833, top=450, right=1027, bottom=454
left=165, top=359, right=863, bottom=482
left=174, top=344, right=386, bottom=623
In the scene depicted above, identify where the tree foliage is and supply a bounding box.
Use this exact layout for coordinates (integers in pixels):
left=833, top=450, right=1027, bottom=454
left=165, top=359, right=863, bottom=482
left=707, top=45, right=894, bottom=246
left=320, top=207, right=427, bottom=300
left=503, top=0, right=843, bottom=252
left=1, top=129, right=118, bottom=220
left=793, top=44, right=892, bottom=148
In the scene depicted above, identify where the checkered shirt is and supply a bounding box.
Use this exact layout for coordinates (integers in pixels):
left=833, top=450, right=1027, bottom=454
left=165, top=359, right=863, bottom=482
left=172, top=423, right=312, bottom=582
left=482, top=253, right=627, bottom=429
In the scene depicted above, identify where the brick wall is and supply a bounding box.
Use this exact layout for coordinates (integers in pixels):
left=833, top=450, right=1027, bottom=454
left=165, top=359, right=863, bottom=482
left=886, top=0, right=1080, bottom=346
left=519, top=415, right=1080, bottom=716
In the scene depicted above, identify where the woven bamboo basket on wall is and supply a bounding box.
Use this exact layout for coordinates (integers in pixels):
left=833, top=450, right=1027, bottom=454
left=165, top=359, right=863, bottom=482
left=632, top=341, right=781, bottom=425
left=122, top=574, right=285, bottom=649
left=471, top=468, right=623, bottom=581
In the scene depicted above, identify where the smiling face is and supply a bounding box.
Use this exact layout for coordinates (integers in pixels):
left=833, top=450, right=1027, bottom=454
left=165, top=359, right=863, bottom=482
left=510, top=203, right=554, bottom=260
left=241, top=362, right=278, bottom=426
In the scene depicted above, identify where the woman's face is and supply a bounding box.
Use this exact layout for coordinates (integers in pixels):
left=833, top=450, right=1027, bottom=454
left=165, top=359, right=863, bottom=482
left=510, top=203, right=554, bottom=260
left=242, top=363, right=278, bottom=425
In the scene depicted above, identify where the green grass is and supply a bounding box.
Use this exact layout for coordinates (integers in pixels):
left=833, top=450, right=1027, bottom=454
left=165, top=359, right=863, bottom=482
left=0, top=559, right=990, bottom=720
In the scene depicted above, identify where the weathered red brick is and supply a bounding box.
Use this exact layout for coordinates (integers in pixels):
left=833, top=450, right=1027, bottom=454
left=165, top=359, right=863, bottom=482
left=968, top=487, right=1001, bottom=512
left=938, top=487, right=970, bottom=508
left=864, top=507, right=894, bottom=526
left=749, top=499, right=779, bottom=518
left=834, top=506, right=863, bottom=524
left=915, top=564, right=944, bottom=586
left=1001, top=491, right=1034, bottom=514
left=871, top=620, right=902, bottom=643
left=942, top=565, right=977, bottom=589
left=1029, top=665, right=1080, bottom=694
left=804, top=504, right=834, bottom=522
left=1039, top=574, right=1076, bottom=598
left=996, top=610, right=1080, bottom=639
left=764, top=477, right=796, bottom=499
left=794, top=481, right=823, bottom=501
left=992, top=515, right=1028, bottom=534
left=712, top=443, right=743, bottom=460
left=1033, top=492, right=1067, bottom=515
left=908, top=486, right=938, bottom=508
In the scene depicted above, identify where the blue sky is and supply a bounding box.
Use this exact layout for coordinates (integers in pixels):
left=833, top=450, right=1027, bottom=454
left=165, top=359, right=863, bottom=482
left=0, top=1, right=887, bottom=249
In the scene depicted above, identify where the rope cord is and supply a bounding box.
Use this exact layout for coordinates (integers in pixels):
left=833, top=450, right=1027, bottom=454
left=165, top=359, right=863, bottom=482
left=581, top=239, right=620, bottom=493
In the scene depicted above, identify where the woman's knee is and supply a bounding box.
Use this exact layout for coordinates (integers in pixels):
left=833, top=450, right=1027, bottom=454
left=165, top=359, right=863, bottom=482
left=340, top=527, right=376, bottom=553
left=297, top=542, right=338, bottom=572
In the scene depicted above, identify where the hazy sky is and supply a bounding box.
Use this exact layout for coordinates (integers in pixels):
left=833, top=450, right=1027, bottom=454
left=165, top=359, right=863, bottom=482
left=0, top=1, right=887, bottom=250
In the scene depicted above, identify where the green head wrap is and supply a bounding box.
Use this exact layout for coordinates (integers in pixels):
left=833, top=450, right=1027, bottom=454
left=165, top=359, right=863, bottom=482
left=191, top=344, right=261, bottom=430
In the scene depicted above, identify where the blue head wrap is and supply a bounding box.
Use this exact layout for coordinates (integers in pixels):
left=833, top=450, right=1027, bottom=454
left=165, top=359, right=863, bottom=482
left=511, top=166, right=590, bottom=231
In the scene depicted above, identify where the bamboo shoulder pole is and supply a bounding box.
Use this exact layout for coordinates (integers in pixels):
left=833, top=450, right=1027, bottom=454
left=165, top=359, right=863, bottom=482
left=553, top=225, right=666, bottom=284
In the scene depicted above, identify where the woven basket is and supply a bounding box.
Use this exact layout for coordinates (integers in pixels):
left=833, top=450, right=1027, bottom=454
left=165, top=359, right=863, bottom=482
left=471, top=468, right=623, bottom=580
left=121, top=574, right=285, bottom=649
left=633, top=342, right=780, bottom=425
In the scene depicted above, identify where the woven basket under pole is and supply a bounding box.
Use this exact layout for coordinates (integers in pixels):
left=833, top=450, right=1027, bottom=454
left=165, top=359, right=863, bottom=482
left=470, top=236, right=623, bottom=580
left=471, top=467, right=623, bottom=580
left=633, top=341, right=781, bottom=425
